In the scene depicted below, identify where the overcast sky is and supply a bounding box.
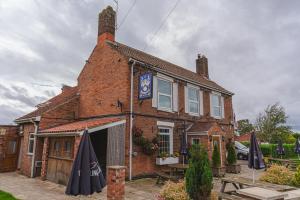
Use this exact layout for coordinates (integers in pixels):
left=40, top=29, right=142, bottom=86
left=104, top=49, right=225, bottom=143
left=0, top=0, right=299, bottom=130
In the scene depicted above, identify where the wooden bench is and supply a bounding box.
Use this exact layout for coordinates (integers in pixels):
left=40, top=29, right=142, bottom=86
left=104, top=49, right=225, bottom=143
left=156, top=172, right=177, bottom=184
left=265, top=157, right=300, bottom=171
left=218, top=192, right=254, bottom=200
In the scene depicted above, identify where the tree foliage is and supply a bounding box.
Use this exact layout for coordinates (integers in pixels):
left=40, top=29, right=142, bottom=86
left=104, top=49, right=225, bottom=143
left=212, top=143, right=221, bottom=168
left=237, top=119, right=254, bottom=135
left=185, top=144, right=213, bottom=200
left=256, top=103, right=292, bottom=143
left=226, top=142, right=237, bottom=165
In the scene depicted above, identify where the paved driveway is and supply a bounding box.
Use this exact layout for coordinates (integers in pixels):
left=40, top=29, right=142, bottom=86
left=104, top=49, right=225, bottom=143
left=0, top=172, right=160, bottom=200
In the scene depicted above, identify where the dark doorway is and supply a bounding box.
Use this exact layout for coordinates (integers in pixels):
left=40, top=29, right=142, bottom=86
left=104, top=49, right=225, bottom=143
left=90, top=129, right=108, bottom=178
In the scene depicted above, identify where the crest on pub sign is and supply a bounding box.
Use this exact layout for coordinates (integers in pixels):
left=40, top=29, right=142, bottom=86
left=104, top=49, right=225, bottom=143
left=138, top=72, right=153, bottom=100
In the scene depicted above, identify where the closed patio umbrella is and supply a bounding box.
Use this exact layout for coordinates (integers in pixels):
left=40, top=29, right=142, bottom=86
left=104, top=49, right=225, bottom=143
left=295, top=139, right=300, bottom=160
left=248, top=132, right=265, bottom=183
left=276, top=140, right=285, bottom=159
left=66, top=129, right=106, bottom=196
left=180, top=130, right=188, bottom=165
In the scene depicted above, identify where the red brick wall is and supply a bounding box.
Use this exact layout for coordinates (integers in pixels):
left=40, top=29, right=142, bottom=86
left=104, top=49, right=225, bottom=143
left=19, top=123, right=35, bottom=177
left=107, top=166, right=126, bottom=200
left=77, top=42, right=130, bottom=118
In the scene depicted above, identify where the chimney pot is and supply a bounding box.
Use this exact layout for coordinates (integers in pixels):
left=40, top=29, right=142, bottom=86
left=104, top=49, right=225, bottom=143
left=196, top=54, right=209, bottom=79
left=98, top=6, right=116, bottom=44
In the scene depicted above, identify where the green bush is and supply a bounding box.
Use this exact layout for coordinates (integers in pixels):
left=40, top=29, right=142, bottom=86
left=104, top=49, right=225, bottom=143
left=260, top=143, right=298, bottom=159
left=260, top=164, right=294, bottom=185
left=212, top=143, right=221, bottom=168
left=185, top=144, right=213, bottom=200
left=293, top=165, right=300, bottom=187
left=227, top=142, right=237, bottom=165
left=240, top=141, right=250, bottom=147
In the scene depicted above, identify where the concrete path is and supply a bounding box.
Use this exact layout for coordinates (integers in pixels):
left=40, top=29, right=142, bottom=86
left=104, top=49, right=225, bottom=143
left=0, top=161, right=262, bottom=200
left=0, top=172, right=160, bottom=200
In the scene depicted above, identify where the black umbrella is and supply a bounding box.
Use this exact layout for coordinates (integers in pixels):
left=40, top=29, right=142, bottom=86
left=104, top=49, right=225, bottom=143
left=276, top=140, right=285, bottom=158
left=66, top=129, right=106, bottom=196
left=295, top=139, right=300, bottom=160
left=180, top=130, right=188, bottom=164
left=248, top=132, right=265, bottom=183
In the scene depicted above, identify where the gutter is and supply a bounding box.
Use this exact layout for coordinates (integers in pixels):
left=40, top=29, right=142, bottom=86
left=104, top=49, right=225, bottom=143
left=128, top=58, right=234, bottom=96
left=15, top=116, right=41, bottom=124
left=30, top=120, right=39, bottom=178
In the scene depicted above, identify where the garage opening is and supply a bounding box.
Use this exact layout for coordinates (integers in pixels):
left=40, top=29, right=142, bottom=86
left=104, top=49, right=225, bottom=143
left=90, top=129, right=108, bottom=178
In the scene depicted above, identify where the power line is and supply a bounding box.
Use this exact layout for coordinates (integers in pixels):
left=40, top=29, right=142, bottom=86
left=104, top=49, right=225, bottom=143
left=143, top=0, right=181, bottom=51
left=117, top=0, right=137, bottom=31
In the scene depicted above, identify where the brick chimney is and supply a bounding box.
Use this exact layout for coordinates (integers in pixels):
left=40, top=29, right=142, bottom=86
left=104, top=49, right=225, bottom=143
left=98, top=6, right=116, bottom=44
left=196, top=54, right=209, bottom=79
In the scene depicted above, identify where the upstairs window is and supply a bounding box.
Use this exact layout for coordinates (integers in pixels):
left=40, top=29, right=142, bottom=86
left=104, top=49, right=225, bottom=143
left=188, top=87, right=200, bottom=115
left=157, top=78, right=173, bottom=111
left=211, top=93, right=224, bottom=119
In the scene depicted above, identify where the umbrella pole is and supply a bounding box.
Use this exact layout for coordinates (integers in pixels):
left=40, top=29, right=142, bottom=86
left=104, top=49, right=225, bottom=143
left=252, top=167, right=255, bottom=184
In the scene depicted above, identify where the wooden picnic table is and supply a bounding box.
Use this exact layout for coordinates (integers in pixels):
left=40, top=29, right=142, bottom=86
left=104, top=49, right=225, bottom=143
left=168, top=164, right=188, bottom=179
left=220, top=177, right=296, bottom=193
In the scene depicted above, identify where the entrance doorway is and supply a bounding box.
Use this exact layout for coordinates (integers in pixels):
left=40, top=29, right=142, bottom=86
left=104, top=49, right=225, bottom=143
left=90, top=129, right=108, bottom=178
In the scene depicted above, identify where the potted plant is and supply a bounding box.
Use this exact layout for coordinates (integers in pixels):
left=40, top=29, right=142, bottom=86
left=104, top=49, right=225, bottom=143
left=186, top=144, right=213, bottom=200
left=211, top=143, right=225, bottom=177
left=226, top=142, right=241, bottom=173
left=156, top=152, right=179, bottom=165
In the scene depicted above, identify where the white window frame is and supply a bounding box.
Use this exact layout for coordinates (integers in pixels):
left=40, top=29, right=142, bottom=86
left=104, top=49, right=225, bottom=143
left=157, top=76, right=173, bottom=112
left=157, top=122, right=173, bottom=156
left=27, top=133, right=35, bottom=155
left=187, top=85, right=200, bottom=116
left=211, top=92, right=223, bottom=119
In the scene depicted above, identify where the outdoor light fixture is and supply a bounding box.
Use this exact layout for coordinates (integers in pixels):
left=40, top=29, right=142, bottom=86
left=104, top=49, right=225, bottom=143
left=209, top=135, right=212, bottom=142
left=222, top=136, right=225, bottom=142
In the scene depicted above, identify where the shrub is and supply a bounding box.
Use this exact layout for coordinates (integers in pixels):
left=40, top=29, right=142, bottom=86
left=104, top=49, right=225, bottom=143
left=240, top=141, right=250, bottom=147
left=159, top=180, right=189, bottom=200
left=227, top=142, right=237, bottom=165
left=185, top=144, right=213, bottom=200
left=212, top=143, right=221, bottom=168
left=260, top=143, right=298, bottom=159
left=260, top=164, right=294, bottom=185
left=292, top=165, right=300, bottom=187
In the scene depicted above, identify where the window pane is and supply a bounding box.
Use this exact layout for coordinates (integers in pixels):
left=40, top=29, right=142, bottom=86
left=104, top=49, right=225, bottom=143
left=158, top=79, right=171, bottom=95
left=158, top=95, right=171, bottom=109
left=28, top=140, right=34, bottom=153
left=159, top=135, right=170, bottom=155
left=188, top=87, right=199, bottom=101
left=189, top=102, right=199, bottom=113
left=213, top=106, right=221, bottom=117
left=8, top=141, right=17, bottom=154
left=212, top=94, right=220, bottom=107
left=192, top=139, right=200, bottom=145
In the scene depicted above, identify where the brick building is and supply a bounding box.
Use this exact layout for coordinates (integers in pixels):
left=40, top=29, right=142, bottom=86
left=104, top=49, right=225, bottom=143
left=15, top=6, right=234, bottom=183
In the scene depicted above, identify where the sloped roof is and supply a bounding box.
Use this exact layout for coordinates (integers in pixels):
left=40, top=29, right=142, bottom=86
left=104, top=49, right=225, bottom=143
left=106, top=41, right=233, bottom=95
left=188, top=123, right=213, bottom=133
left=39, top=117, right=122, bottom=133
left=15, top=86, right=79, bottom=122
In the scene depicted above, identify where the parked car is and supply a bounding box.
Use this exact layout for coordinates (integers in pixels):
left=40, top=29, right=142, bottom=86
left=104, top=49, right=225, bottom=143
left=235, top=141, right=249, bottom=160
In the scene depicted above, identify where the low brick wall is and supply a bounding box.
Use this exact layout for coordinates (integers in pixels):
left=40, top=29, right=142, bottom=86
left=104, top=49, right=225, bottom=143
left=107, top=166, right=126, bottom=200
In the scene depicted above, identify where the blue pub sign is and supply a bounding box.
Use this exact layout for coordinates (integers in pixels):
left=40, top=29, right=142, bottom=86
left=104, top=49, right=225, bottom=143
left=138, top=72, right=153, bottom=100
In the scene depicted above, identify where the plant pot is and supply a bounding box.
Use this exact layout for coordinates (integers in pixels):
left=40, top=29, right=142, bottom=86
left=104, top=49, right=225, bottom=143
left=212, top=166, right=225, bottom=177
left=156, top=157, right=179, bottom=165
left=226, top=164, right=241, bottom=174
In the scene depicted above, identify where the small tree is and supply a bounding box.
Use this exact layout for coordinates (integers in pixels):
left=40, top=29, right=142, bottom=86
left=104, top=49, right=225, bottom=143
left=227, top=142, right=237, bottom=165
left=185, top=144, right=213, bottom=200
left=212, top=143, right=221, bottom=168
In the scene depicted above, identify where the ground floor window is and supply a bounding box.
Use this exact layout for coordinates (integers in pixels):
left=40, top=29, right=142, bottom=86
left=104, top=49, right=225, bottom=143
left=191, top=138, right=200, bottom=145
left=28, top=134, right=34, bottom=155
left=7, top=140, right=17, bottom=154
left=49, top=137, right=74, bottom=159
left=158, top=127, right=173, bottom=156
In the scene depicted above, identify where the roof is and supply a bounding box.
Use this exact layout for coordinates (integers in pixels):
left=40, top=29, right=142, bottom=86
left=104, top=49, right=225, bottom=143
left=39, top=117, right=123, bottom=134
left=106, top=41, right=233, bottom=95
left=15, top=86, right=79, bottom=122
left=188, top=123, right=213, bottom=133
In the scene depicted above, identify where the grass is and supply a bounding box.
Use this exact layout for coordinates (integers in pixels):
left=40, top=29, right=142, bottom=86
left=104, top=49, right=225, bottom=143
left=0, top=190, right=18, bottom=200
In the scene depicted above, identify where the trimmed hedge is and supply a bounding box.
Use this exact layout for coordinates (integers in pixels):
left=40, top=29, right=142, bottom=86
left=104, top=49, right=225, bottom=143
left=258, top=143, right=298, bottom=159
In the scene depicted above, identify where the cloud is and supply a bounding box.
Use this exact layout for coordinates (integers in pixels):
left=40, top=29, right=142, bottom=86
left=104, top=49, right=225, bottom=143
left=0, top=0, right=299, bottom=130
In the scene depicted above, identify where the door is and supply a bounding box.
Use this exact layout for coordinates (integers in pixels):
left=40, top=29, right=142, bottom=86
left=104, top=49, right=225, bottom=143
left=0, top=135, right=19, bottom=172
